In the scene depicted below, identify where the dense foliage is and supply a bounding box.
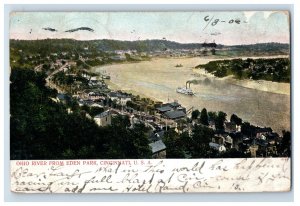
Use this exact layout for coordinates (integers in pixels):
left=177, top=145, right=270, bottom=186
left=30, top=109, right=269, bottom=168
left=11, top=39, right=289, bottom=56
left=10, top=68, right=151, bottom=159
left=197, top=58, right=290, bottom=83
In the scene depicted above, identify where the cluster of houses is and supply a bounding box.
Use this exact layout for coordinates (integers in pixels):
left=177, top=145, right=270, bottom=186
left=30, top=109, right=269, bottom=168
left=56, top=78, right=282, bottom=159
left=207, top=122, right=280, bottom=157
left=108, top=48, right=221, bottom=60
left=145, top=101, right=190, bottom=158
left=107, top=92, right=132, bottom=106
left=156, top=101, right=187, bottom=120
left=144, top=48, right=218, bottom=58
left=109, top=49, right=145, bottom=61
left=152, top=100, right=282, bottom=158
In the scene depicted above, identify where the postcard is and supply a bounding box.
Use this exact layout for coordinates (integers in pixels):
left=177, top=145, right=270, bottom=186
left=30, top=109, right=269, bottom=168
left=9, top=11, right=291, bottom=193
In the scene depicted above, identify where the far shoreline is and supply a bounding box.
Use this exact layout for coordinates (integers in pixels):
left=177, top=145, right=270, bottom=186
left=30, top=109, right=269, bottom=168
left=92, top=55, right=290, bottom=96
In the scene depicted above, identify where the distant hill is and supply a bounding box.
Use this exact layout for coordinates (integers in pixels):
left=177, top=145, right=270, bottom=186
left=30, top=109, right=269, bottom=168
left=221, top=43, right=290, bottom=57
left=10, top=39, right=290, bottom=56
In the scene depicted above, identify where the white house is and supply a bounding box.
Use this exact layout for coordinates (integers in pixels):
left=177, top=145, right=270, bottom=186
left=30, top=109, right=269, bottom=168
left=108, top=92, right=131, bottom=106
left=90, top=76, right=98, bottom=81
left=120, top=96, right=131, bottom=106
left=224, top=134, right=233, bottom=147
left=209, top=142, right=226, bottom=152
left=94, top=110, right=111, bottom=127
left=90, top=102, right=103, bottom=108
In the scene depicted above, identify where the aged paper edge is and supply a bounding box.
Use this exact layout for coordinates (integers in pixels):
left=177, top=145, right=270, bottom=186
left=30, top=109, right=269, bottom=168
left=10, top=158, right=290, bottom=193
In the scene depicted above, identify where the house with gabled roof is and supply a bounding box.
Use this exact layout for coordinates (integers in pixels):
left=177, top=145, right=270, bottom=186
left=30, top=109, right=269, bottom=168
left=149, top=140, right=166, bottom=158
left=94, top=110, right=111, bottom=127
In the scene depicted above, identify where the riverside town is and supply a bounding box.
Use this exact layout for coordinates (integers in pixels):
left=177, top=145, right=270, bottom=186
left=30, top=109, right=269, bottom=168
left=10, top=12, right=291, bottom=160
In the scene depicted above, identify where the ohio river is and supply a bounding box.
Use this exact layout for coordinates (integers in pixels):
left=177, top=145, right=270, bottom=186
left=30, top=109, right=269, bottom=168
left=93, top=57, right=290, bottom=134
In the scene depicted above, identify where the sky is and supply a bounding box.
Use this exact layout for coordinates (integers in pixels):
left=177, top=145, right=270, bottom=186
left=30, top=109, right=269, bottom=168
left=9, top=11, right=290, bottom=45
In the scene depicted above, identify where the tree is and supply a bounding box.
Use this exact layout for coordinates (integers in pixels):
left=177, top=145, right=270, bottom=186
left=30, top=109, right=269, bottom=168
left=191, top=124, right=214, bottom=158
left=10, top=68, right=152, bottom=160
left=208, top=111, right=217, bottom=122
left=81, top=104, right=90, bottom=114
left=163, top=129, right=185, bottom=158
left=112, top=115, right=131, bottom=128
left=191, top=109, right=200, bottom=120
left=180, top=131, right=192, bottom=151
left=278, top=130, right=291, bottom=157
left=219, top=148, right=247, bottom=158
left=200, top=108, right=209, bottom=126
left=125, top=53, right=131, bottom=61
left=241, top=122, right=254, bottom=137
left=90, top=107, right=105, bottom=117
left=211, top=48, right=216, bottom=55
left=128, top=123, right=152, bottom=158
left=215, top=111, right=227, bottom=131
left=230, top=114, right=242, bottom=125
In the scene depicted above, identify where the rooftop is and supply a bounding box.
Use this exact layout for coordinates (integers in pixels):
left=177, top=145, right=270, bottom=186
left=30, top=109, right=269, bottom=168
left=255, top=127, right=273, bottom=134
left=168, top=101, right=181, bottom=108
left=209, top=142, right=221, bottom=149
left=209, top=142, right=226, bottom=151
left=94, top=110, right=110, bottom=119
left=225, top=122, right=237, bottom=130
left=164, top=110, right=186, bottom=120
left=108, top=92, right=130, bottom=99
left=149, top=130, right=165, bottom=142
left=156, top=105, right=172, bottom=113
left=149, top=140, right=166, bottom=153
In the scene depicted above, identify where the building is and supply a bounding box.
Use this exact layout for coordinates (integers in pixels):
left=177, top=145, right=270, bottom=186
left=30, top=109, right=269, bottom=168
left=255, top=127, right=273, bottom=138
left=77, top=91, right=89, bottom=99
left=78, top=99, right=94, bottom=107
left=265, top=132, right=279, bottom=145
left=119, top=95, right=131, bottom=106
left=230, top=132, right=243, bottom=150
left=163, top=110, right=186, bottom=120
left=90, top=102, right=104, bottom=108
left=111, top=55, right=126, bottom=61
left=224, top=122, right=241, bottom=133
left=208, top=120, right=216, bottom=130
left=94, top=110, right=111, bottom=127
left=168, top=101, right=181, bottom=109
left=88, top=92, right=105, bottom=101
left=156, top=101, right=187, bottom=118
left=209, top=142, right=226, bottom=152
left=108, top=92, right=131, bottom=106
left=249, top=144, right=259, bottom=157
left=149, top=140, right=166, bottom=158
left=156, top=105, right=173, bottom=114
left=212, top=135, right=224, bottom=145
left=149, top=130, right=165, bottom=142
left=224, top=135, right=233, bottom=149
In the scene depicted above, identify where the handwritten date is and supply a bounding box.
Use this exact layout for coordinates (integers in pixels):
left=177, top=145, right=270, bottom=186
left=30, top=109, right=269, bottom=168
left=203, top=15, right=247, bottom=30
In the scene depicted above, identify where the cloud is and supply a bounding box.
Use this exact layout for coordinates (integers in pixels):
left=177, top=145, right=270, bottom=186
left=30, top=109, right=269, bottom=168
left=65, top=27, right=94, bottom=33
left=42, top=27, right=58, bottom=32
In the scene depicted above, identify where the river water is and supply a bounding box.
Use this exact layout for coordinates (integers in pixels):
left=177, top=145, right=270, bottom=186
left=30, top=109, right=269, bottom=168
left=93, top=57, right=290, bottom=134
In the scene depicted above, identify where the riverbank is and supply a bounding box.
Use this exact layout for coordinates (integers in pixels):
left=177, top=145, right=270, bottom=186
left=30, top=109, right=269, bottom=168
left=104, top=79, right=159, bottom=101
left=226, top=77, right=290, bottom=95
left=169, top=55, right=290, bottom=95
left=191, top=68, right=290, bottom=95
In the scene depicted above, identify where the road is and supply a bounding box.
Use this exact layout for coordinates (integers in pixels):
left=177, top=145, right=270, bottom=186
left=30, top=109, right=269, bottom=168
left=45, top=63, right=69, bottom=93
